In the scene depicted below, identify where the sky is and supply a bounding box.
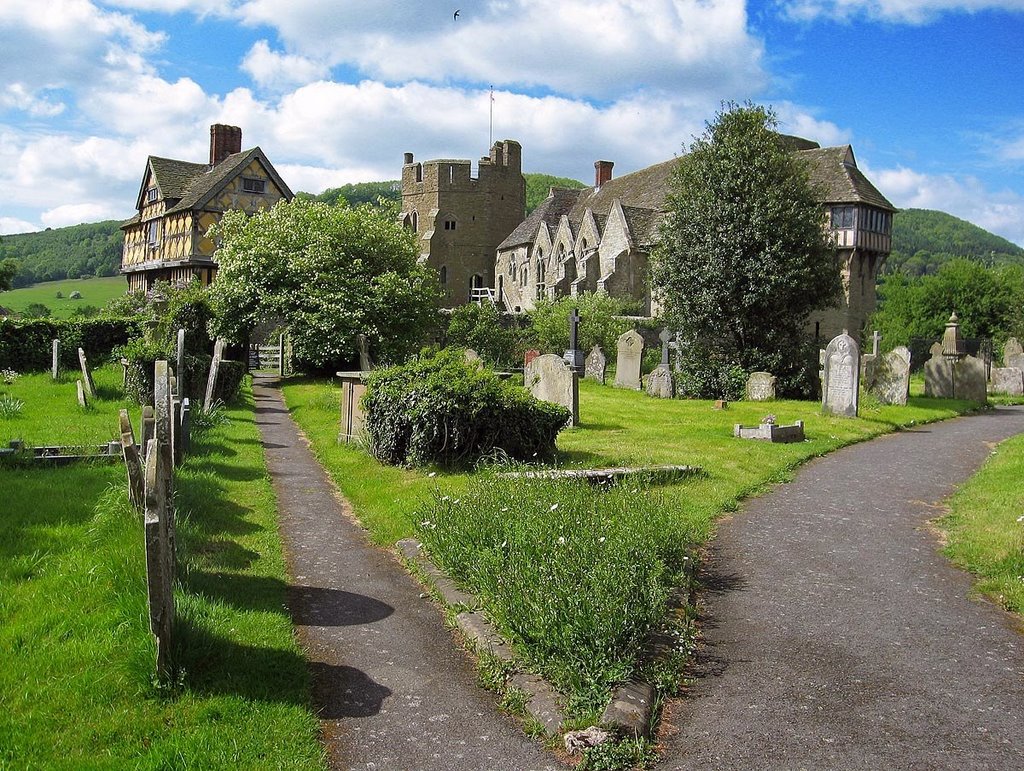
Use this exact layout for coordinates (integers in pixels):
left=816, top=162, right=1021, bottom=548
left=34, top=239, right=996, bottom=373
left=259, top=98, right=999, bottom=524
left=2, top=0, right=1024, bottom=246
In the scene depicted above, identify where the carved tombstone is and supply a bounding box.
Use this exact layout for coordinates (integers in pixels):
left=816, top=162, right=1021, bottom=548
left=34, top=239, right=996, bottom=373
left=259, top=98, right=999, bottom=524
left=871, top=347, right=911, bottom=406
left=119, top=408, right=144, bottom=510
left=78, top=348, right=95, bottom=399
left=1004, top=337, right=1023, bottom=368
left=143, top=438, right=175, bottom=682
left=646, top=365, right=674, bottom=399
left=614, top=330, right=644, bottom=390
left=52, top=339, right=60, bottom=380
left=76, top=379, right=88, bottom=408
left=203, top=338, right=226, bottom=413
left=745, top=372, right=776, bottom=402
left=525, top=353, right=578, bottom=427
left=585, top=345, right=606, bottom=384
left=464, top=348, right=483, bottom=367
left=990, top=367, right=1024, bottom=396
left=924, top=346, right=954, bottom=398
left=954, top=355, right=988, bottom=403
left=821, top=333, right=860, bottom=417
left=1006, top=353, right=1024, bottom=372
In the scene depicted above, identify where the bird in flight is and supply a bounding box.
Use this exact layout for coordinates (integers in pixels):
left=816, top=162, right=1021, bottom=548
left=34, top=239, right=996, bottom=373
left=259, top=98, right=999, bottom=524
left=454, top=9, right=460, bottom=19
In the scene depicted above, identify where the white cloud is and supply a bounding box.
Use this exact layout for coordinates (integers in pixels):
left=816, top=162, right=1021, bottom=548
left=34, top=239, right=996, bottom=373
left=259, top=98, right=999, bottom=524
left=236, top=0, right=766, bottom=101
left=774, top=102, right=852, bottom=146
left=41, top=203, right=124, bottom=229
left=241, top=41, right=329, bottom=90
left=1, top=84, right=65, bottom=118
left=781, top=0, right=1024, bottom=23
left=0, top=217, right=41, bottom=236
left=864, top=162, right=1024, bottom=245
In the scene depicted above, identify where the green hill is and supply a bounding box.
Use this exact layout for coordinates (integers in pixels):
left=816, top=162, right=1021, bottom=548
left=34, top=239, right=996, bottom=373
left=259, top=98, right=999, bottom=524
left=0, top=220, right=123, bottom=288
left=524, top=173, right=587, bottom=213
left=0, top=276, right=126, bottom=319
left=886, top=208, right=1024, bottom=276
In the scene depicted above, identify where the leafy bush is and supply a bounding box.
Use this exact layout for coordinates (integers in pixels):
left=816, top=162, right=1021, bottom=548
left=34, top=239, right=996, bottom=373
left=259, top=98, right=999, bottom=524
left=363, top=348, right=569, bottom=467
left=529, top=293, right=640, bottom=356
left=414, top=474, right=691, bottom=713
left=444, top=303, right=525, bottom=367
left=0, top=317, right=141, bottom=372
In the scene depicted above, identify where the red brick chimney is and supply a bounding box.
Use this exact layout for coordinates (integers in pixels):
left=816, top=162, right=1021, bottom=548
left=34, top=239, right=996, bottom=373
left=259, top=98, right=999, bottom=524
left=595, top=160, right=613, bottom=188
left=210, top=124, right=242, bottom=166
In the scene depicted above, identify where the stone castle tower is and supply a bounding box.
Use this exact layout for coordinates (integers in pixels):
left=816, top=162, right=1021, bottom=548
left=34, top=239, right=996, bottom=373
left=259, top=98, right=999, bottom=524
left=400, top=140, right=525, bottom=307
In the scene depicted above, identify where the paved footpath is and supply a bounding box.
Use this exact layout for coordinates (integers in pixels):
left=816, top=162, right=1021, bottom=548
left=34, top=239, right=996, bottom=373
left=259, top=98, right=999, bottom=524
left=252, top=376, right=557, bottom=771
left=659, top=406, right=1024, bottom=770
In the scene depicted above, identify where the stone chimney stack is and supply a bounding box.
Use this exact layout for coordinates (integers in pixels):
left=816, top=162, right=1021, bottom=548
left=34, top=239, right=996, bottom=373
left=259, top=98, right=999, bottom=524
left=210, top=124, right=242, bottom=166
left=595, top=160, right=614, bottom=188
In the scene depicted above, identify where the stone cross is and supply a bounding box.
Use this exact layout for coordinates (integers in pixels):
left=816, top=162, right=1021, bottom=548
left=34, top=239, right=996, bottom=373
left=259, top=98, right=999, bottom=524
left=871, top=330, right=882, bottom=357
left=659, top=328, right=672, bottom=367
left=564, top=308, right=584, bottom=374
left=568, top=308, right=581, bottom=351
left=52, top=339, right=60, bottom=380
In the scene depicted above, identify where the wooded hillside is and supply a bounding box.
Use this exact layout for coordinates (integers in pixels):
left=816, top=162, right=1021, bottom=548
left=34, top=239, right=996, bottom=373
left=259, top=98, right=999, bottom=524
left=886, top=208, right=1024, bottom=275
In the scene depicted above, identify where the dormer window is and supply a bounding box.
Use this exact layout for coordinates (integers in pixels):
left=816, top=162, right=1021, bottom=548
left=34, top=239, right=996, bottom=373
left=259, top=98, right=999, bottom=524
left=242, top=177, right=266, bottom=194
left=146, top=187, right=158, bottom=203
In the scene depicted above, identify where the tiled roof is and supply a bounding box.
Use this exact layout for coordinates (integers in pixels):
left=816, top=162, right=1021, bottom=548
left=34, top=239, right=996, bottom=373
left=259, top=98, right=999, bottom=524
left=797, top=145, right=896, bottom=211
left=497, top=187, right=584, bottom=250
left=147, top=157, right=209, bottom=204
left=165, top=149, right=259, bottom=214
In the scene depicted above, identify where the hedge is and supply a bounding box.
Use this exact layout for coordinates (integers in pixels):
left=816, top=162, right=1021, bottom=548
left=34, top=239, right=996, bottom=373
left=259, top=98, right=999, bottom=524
left=0, top=317, right=143, bottom=373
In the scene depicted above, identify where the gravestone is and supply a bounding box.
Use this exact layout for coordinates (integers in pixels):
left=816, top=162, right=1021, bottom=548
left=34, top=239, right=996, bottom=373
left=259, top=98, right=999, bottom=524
left=745, top=372, right=776, bottom=401
left=78, top=348, right=95, bottom=399
left=645, top=365, right=674, bottom=399
left=171, top=395, right=182, bottom=467
left=1006, top=353, right=1024, bottom=372
left=525, top=353, right=578, bottom=427
left=179, top=398, right=191, bottom=456
left=141, top=406, right=155, bottom=452
left=954, top=355, right=988, bottom=403
left=614, top=330, right=644, bottom=390
left=76, top=379, right=88, bottom=408
left=584, top=345, right=606, bottom=384
left=924, top=346, right=954, bottom=398
left=990, top=367, right=1024, bottom=396
left=821, top=333, right=860, bottom=417
left=154, top=361, right=173, bottom=493
left=464, top=348, right=483, bottom=367
left=119, top=408, right=144, bottom=510
left=658, top=328, right=673, bottom=367
left=175, top=329, right=186, bottom=397
left=51, top=339, right=60, bottom=380
left=337, top=371, right=368, bottom=444
left=871, top=347, right=911, bottom=406
left=143, top=437, right=175, bottom=682
left=203, top=339, right=225, bottom=413
left=1004, top=337, right=1023, bottom=367
left=523, top=349, right=540, bottom=368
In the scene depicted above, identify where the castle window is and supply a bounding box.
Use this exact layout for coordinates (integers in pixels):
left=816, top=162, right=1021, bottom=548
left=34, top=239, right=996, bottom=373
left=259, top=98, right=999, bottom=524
left=146, top=187, right=158, bottom=203
left=439, top=265, right=448, bottom=285
left=444, top=219, right=456, bottom=231
left=411, top=211, right=418, bottom=232
left=242, top=177, right=266, bottom=194
left=510, top=261, right=517, bottom=281
left=416, top=164, right=423, bottom=183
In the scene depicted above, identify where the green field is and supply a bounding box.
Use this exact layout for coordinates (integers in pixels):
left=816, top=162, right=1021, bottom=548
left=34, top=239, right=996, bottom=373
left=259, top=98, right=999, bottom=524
left=1, top=276, right=127, bottom=318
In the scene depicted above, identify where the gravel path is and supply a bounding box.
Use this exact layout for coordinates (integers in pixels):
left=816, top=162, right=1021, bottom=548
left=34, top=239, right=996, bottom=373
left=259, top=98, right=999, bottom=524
left=252, top=376, right=557, bottom=771
left=659, top=406, right=1024, bottom=770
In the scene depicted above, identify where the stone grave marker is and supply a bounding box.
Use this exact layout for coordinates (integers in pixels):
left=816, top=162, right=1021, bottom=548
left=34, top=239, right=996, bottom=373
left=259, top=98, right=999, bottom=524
left=357, top=333, right=374, bottom=371
left=179, top=398, right=191, bottom=456
left=119, top=408, right=144, bottom=510
left=584, top=345, right=606, bottom=384
left=141, top=406, right=155, bottom=451
left=1004, top=337, right=1023, bottom=367
left=821, top=332, right=860, bottom=417
left=464, top=348, right=483, bottom=367
left=614, top=330, right=644, bottom=390
left=646, top=365, right=674, bottom=399
left=143, top=437, right=175, bottom=682
left=525, top=353, right=578, bottom=426
left=745, top=372, right=776, bottom=401
left=52, top=339, right=60, bottom=380
left=154, top=361, right=173, bottom=493
left=871, top=346, right=911, bottom=406
left=176, top=329, right=186, bottom=397
left=990, top=367, right=1024, bottom=396
left=523, top=349, right=540, bottom=368
left=658, top=328, right=672, bottom=367
left=954, top=355, right=988, bottom=403
left=76, top=379, right=88, bottom=408
left=78, top=347, right=95, bottom=399
left=924, top=346, right=954, bottom=398
left=203, top=339, right=225, bottom=413
left=564, top=307, right=584, bottom=374
left=1006, top=353, right=1024, bottom=372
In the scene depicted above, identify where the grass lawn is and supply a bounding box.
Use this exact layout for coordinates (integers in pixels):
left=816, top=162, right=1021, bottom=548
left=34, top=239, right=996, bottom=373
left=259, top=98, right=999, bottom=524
left=0, top=368, right=325, bottom=768
left=939, top=431, right=1024, bottom=615
left=1, top=276, right=127, bottom=319
left=282, top=375, right=977, bottom=547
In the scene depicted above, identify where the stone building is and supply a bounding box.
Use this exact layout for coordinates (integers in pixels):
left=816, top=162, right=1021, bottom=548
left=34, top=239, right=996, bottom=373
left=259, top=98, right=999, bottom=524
left=491, top=137, right=895, bottom=341
left=121, top=124, right=292, bottom=292
left=399, top=140, right=525, bottom=308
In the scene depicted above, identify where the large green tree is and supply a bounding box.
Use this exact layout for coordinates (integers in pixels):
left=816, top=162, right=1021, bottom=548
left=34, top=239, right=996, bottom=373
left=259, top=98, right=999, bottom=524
left=209, top=199, right=440, bottom=370
left=0, top=258, right=17, bottom=291
left=651, top=103, right=841, bottom=396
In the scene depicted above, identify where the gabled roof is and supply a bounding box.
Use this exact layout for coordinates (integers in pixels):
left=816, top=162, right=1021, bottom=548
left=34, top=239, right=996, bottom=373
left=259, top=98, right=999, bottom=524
left=498, top=187, right=584, bottom=250
left=136, top=157, right=209, bottom=210
left=797, top=145, right=895, bottom=211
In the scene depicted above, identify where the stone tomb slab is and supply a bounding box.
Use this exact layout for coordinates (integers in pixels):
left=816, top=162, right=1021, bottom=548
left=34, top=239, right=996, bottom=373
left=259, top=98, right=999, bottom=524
left=990, top=367, right=1024, bottom=396
left=645, top=364, right=674, bottom=399
left=821, top=333, right=860, bottom=417
left=614, top=330, right=644, bottom=390
left=871, top=346, right=911, bottom=406
left=585, top=345, right=606, bottom=384
left=745, top=372, right=776, bottom=401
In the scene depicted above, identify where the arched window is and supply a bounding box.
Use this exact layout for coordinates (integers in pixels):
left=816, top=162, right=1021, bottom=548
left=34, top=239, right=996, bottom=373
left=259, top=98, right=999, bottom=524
left=536, top=258, right=546, bottom=297
left=510, top=261, right=517, bottom=281
left=439, top=265, right=448, bottom=285
left=411, top=210, right=418, bottom=232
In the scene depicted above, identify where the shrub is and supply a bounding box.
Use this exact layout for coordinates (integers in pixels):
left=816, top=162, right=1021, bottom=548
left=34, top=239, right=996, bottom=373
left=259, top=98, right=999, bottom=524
left=529, top=293, right=640, bottom=356
left=414, top=474, right=691, bottom=713
left=0, top=317, right=141, bottom=372
left=363, top=348, right=569, bottom=467
left=445, top=303, right=525, bottom=367
left=22, top=303, right=51, bottom=319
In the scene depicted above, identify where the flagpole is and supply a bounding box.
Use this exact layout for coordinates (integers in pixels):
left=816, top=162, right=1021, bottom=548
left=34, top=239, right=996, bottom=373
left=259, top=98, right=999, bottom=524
left=489, top=85, right=493, bottom=147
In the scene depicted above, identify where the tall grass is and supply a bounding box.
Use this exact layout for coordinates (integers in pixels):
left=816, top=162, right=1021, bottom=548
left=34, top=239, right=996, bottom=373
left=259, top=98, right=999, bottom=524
left=415, top=473, right=690, bottom=713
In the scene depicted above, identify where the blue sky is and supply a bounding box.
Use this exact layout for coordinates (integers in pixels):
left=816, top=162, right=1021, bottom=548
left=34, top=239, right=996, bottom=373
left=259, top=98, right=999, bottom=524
left=2, top=0, right=1024, bottom=246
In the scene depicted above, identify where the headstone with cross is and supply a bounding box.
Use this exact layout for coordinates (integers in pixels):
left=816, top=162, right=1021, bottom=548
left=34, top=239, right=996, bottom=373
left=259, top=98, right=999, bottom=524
left=659, top=328, right=672, bottom=367
left=870, top=330, right=883, bottom=357
left=563, top=307, right=585, bottom=374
